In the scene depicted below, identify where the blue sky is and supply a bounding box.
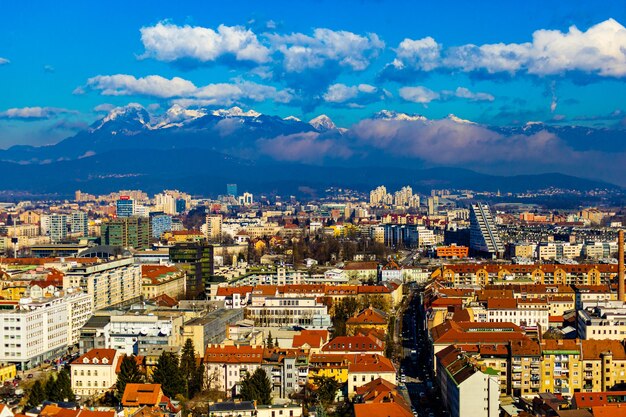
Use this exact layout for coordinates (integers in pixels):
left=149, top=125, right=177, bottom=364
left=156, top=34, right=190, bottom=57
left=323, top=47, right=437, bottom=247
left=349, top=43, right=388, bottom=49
left=2, top=0, right=626, bottom=147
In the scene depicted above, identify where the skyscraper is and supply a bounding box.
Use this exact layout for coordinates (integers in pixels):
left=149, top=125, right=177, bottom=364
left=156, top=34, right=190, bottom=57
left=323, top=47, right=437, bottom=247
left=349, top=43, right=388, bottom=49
left=101, top=216, right=151, bottom=249
left=49, top=214, right=68, bottom=243
left=70, top=211, right=88, bottom=237
left=205, top=214, right=223, bottom=241
left=226, top=183, right=238, bottom=197
left=116, top=196, right=135, bottom=218
left=469, top=204, right=504, bottom=259
left=169, top=243, right=214, bottom=298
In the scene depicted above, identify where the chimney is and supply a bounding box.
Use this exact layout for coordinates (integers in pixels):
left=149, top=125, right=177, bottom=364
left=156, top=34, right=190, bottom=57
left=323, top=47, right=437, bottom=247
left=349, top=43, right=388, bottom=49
left=617, top=230, right=626, bottom=301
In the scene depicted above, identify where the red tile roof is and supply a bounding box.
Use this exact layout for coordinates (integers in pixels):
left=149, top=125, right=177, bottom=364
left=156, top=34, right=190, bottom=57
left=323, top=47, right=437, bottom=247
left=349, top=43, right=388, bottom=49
left=348, top=354, right=395, bottom=373
left=122, top=383, right=164, bottom=407
left=292, top=330, right=329, bottom=349
left=322, top=335, right=384, bottom=353
left=204, top=345, right=264, bottom=364
left=73, top=348, right=117, bottom=365
left=354, top=402, right=412, bottom=417
left=346, top=306, right=388, bottom=325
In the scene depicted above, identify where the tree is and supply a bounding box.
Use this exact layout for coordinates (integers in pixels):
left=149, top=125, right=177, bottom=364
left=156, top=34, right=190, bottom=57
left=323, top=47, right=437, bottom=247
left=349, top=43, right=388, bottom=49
left=240, top=368, right=272, bottom=405
left=266, top=331, right=274, bottom=349
left=314, top=376, right=339, bottom=407
left=26, top=380, right=45, bottom=410
left=45, top=375, right=60, bottom=402
left=56, top=369, right=74, bottom=402
left=116, top=355, right=144, bottom=399
left=180, top=339, right=202, bottom=399
left=152, top=351, right=185, bottom=399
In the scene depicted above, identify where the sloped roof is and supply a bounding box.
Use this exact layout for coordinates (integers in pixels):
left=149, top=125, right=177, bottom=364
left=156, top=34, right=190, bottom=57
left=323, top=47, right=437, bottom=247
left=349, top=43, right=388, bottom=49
left=204, top=345, right=264, bottom=364
left=347, top=306, right=388, bottom=325
left=72, top=349, right=117, bottom=365
left=122, top=383, right=164, bottom=407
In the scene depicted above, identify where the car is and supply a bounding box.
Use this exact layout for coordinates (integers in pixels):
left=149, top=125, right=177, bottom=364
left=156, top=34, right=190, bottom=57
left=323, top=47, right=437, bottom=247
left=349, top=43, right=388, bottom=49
left=27, top=374, right=33, bottom=379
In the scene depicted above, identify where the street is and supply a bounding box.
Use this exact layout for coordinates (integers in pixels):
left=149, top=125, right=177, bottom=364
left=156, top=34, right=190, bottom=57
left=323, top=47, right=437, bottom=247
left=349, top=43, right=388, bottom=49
left=398, top=285, right=448, bottom=417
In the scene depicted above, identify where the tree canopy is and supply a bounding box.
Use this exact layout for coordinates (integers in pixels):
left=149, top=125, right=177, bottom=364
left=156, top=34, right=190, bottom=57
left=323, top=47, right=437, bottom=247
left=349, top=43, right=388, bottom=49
left=240, top=368, right=272, bottom=405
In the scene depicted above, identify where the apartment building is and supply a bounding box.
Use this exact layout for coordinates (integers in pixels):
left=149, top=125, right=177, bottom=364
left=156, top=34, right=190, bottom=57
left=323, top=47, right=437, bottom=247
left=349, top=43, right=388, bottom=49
left=0, top=291, right=91, bottom=370
left=509, top=339, right=542, bottom=398
left=70, top=348, right=122, bottom=398
left=482, top=298, right=549, bottom=330
left=204, top=345, right=264, bottom=396
left=346, top=354, right=396, bottom=398
left=540, top=339, right=582, bottom=395
left=64, top=257, right=142, bottom=310
left=141, top=265, right=186, bottom=300
left=246, top=295, right=332, bottom=329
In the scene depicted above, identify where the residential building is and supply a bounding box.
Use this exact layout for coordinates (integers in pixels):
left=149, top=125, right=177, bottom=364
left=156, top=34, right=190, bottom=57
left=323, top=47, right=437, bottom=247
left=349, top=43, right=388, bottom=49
left=469, top=204, right=504, bottom=258
left=347, top=354, right=396, bottom=397
left=204, top=345, right=264, bottom=397
left=509, top=339, right=542, bottom=398
left=539, top=339, right=582, bottom=395
left=345, top=306, right=388, bottom=336
left=205, top=215, right=223, bottom=241
left=141, top=265, right=186, bottom=300
left=182, top=308, right=244, bottom=357
left=70, top=211, right=89, bottom=237
left=246, top=295, right=332, bottom=329
left=436, top=345, right=500, bottom=417
left=101, top=216, right=151, bottom=249
left=436, top=244, right=469, bottom=259
left=49, top=214, right=68, bottom=243
left=64, top=257, right=142, bottom=310
left=116, top=197, right=135, bottom=218
left=150, top=213, right=172, bottom=239
left=70, top=348, right=122, bottom=397
left=577, top=302, right=626, bottom=340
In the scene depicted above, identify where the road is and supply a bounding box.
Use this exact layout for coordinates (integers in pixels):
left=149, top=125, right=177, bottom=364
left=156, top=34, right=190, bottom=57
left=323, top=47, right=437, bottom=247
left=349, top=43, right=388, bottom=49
left=398, top=285, right=448, bottom=417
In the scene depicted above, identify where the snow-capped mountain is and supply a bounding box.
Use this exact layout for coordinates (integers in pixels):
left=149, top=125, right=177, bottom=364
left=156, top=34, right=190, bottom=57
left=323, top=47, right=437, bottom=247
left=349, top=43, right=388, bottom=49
left=211, top=106, right=261, bottom=118
left=372, top=109, right=427, bottom=122
left=151, top=104, right=207, bottom=129
left=283, top=115, right=301, bottom=122
left=309, top=114, right=337, bottom=131
left=91, top=103, right=150, bottom=134
left=446, top=114, right=476, bottom=124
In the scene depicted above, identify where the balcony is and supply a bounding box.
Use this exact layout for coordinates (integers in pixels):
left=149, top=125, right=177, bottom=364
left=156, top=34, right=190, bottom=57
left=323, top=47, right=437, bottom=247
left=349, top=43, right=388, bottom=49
left=512, top=374, right=522, bottom=381
left=512, top=365, right=522, bottom=372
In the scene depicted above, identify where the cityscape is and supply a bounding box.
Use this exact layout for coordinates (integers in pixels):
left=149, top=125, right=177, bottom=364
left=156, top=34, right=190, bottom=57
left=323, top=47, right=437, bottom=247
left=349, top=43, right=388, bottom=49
left=2, top=2, right=626, bottom=417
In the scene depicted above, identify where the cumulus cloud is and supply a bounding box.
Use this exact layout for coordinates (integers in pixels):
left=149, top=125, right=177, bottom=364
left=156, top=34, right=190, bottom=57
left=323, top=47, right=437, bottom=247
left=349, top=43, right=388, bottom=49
left=0, top=58, right=9, bottom=65
left=85, top=74, right=197, bottom=98
left=388, top=18, right=626, bottom=78
left=93, top=103, right=116, bottom=113
left=449, top=87, right=494, bottom=101
left=270, top=28, right=385, bottom=72
left=81, top=74, right=294, bottom=106
left=257, top=131, right=353, bottom=163
left=140, top=22, right=270, bottom=64
left=322, top=83, right=387, bottom=107
left=0, top=106, right=75, bottom=120
left=399, top=86, right=440, bottom=104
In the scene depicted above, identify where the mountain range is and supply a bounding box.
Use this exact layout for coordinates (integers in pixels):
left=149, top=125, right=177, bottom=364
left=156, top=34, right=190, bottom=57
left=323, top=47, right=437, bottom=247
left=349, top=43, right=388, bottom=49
left=0, top=104, right=622, bottom=197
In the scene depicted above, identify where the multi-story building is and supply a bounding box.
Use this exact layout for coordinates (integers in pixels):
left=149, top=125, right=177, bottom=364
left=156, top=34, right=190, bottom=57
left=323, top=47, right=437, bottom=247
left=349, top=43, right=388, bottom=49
left=141, top=265, right=186, bottom=300
left=70, top=348, right=122, bottom=398
left=436, top=244, right=469, bottom=259
left=0, top=291, right=91, bottom=370
left=49, top=214, right=68, bottom=243
left=583, top=242, right=617, bottom=259
left=246, top=295, right=332, bottom=329
left=150, top=213, right=172, bottom=239
left=204, top=345, right=264, bottom=396
left=537, top=242, right=583, bottom=260
left=509, top=339, right=542, bottom=398
left=100, top=216, right=151, bottom=249
left=346, top=354, right=396, bottom=398
left=182, top=308, right=244, bottom=357
left=482, top=298, right=549, bottom=330
left=64, top=257, right=142, bottom=310
left=169, top=242, right=214, bottom=298
left=154, top=193, right=176, bottom=215
left=116, top=197, right=135, bottom=218
left=577, top=302, right=626, bottom=340
left=436, top=345, right=500, bottom=417
left=226, top=184, right=238, bottom=197
left=539, top=339, right=582, bottom=395
left=205, top=214, right=223, bottom=241
left=70, top=211, right=89, bottom=237
left=469, top=204, right=504, bottom=258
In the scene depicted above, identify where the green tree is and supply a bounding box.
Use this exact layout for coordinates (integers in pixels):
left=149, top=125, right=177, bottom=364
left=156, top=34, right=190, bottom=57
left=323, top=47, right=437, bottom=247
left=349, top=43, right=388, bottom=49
left=45, top=375, right=60, bottom=402
left=266, top=331, right=274, bottom=348
left=56, top=369, right=74, bottom=401
left=180, top=339, right=202, bottom=398
left=152, top=351, right=185, bottom=399
left=26, top=380, right=45, bottom=409
left=240, top=368, right=272, bottom=405
left=116, top=355, right=144, bottom=399
left=314, top=376, right=339, bottom=407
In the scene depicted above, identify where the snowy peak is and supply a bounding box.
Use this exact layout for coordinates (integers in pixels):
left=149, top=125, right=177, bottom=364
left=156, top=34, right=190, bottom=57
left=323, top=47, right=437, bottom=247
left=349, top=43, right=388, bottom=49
left=372, top=110, right=427, bottom=122
left=92, top=104, right=150, bottom=133
left=283, top=115, right=301, bottom=122
left=309, top=114, right=336, bottom=131
left=152, top=104, right=207, bottom=129
left=446, top=114, right=476, bottom=124
left=211, top=106, right=261, bottom=118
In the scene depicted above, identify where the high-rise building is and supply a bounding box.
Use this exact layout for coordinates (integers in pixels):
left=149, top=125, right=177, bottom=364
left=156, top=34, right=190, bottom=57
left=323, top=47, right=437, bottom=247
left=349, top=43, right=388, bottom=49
left=469, top=204, right=504, bottom=258
left=155, top=193, right=177, bottom=215
left=369, top=186, right=388, bottom=205
left=175, top=198, right=187, bottom=214
left=70, top=211, right=88, bottom=237
left=205, top=214, right=223, bottom=241
left=169, top=243, right=214, bottom=298
left=150, top=213, right=172, bottom=239
left=116, top=196, right=135, bottom=218
left=428, top=196, right=439, bottom=215
left=226, top=183, right=238, bottom=197
left=49, top=214, right=68, bottom=243
left=238, top=192, right=253, bottom=206
left=100, top=216, right=151, bottom=249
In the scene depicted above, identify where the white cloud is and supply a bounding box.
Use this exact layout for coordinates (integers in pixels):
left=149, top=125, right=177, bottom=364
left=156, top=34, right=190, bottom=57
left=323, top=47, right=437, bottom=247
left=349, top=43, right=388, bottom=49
left=83, top=74, right=294, bottom=106
left=140, top=22, right=271, bottom=64
left=399, top=86, right=440, bottom=104
left=0, top=106, right=74, bottom=120
left=270, top=28, right=385, bottom=72
left=390, top=18, right=626, bottom=77
left=0, top=58, right=10, bottom=65
left=322, top=83, right=376, bottom=102
left=93, top=103, right=115, bottom=113
left=452, top=87, right=494, bottom=101
left=392, top=37, right=440, bottom=71
left=85, top=75, right=197, bottom=98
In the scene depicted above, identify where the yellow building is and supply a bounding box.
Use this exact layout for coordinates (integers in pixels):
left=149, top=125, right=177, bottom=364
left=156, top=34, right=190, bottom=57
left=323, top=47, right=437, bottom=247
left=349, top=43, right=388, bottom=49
left=0, top=363, right=16, bottom=382
left=0, top=282, right=29, bottom=301
left=308, top=354, right=349, bottom=384
left=540, top=339, right=582, bottom=395
left=581, top=339, right=626, bottom=392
